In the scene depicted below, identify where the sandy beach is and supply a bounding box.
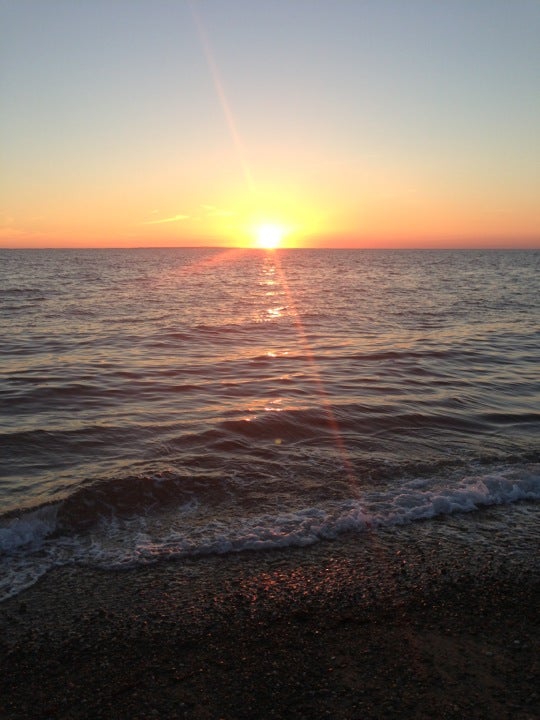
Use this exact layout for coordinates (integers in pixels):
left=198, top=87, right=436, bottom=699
left=1, top=504, right=538, bottom=720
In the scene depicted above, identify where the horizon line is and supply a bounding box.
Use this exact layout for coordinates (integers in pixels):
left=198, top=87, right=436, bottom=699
left=1, top=244, right=538, bottom=251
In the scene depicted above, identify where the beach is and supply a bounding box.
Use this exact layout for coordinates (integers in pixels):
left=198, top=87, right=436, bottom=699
left=1, top=503, right=538, bottom=720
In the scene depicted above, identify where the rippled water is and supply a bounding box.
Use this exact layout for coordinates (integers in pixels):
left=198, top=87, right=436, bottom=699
left=1, top=248, right=539, bottom=599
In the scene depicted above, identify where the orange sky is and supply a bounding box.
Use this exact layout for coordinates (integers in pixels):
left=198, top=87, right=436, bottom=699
left=1, top=2, right=539, bottom=249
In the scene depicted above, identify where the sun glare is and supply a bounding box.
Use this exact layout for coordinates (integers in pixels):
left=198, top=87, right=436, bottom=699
left=255, top=223, right=286, bottom=250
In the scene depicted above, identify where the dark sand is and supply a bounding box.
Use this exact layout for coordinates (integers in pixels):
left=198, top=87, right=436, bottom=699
left=1, top=504, right=538, bottom=720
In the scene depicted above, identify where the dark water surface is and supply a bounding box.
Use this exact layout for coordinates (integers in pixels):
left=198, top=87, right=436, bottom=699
left=1, top=248, right=539, bottom=599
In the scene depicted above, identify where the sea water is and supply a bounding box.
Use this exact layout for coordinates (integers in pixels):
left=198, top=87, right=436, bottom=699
left=1, top=248, right=539, bottom=599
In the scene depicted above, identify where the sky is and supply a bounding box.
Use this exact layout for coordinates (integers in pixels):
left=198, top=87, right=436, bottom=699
left=1, top=0, right=539, bottom=249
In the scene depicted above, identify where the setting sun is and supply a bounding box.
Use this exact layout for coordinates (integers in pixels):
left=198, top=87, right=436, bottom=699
left=255, top=224, right=286, bottom=249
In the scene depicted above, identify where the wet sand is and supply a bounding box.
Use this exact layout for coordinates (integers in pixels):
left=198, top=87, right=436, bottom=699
left=1, top=505, right=538, bottom=720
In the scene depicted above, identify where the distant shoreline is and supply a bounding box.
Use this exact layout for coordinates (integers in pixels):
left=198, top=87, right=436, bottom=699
left=1, top=245, right=539, bottom=252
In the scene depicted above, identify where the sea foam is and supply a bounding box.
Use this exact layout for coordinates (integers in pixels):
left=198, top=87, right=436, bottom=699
left=0, top=463, right=538, bottom=602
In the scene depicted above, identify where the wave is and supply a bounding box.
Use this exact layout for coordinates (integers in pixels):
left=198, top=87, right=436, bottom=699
left=1, top=462, right=538, bottom=602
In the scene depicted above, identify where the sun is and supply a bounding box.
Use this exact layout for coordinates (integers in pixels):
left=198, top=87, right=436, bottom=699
left=255, top=223, right=286, bottom=250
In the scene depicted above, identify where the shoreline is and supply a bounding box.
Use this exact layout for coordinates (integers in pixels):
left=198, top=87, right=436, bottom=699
left=1, top=504, right=539, bottom=719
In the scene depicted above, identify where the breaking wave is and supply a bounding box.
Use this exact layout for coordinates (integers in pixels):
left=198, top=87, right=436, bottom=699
left=1, top=462, right=538, bottom=602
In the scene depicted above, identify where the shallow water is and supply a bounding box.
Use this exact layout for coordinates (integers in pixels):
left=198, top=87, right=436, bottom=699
left=1, top=248, right=539, bottom=599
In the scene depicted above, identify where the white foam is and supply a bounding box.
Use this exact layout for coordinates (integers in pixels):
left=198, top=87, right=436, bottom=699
left=0, top=464, right=538, bottom=602
left=0, top=504, right=59, bottom=553
left=83, top=464, right=540, bottom=568
left=378, top=468, right=540, bottom=526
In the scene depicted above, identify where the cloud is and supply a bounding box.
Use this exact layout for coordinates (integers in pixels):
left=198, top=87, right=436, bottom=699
left=143, top=213, right=190, bottom=225
left=0, top=226, right=28, bottom=238
left=141, top=205, right=236, bottom=227
left=201, top=204, right=236, bottom=218
left=0, top=216, right=31, bottom=238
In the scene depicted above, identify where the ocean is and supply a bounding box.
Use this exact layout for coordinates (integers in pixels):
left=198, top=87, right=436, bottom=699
left=1, top=247, right=539, bottom=601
